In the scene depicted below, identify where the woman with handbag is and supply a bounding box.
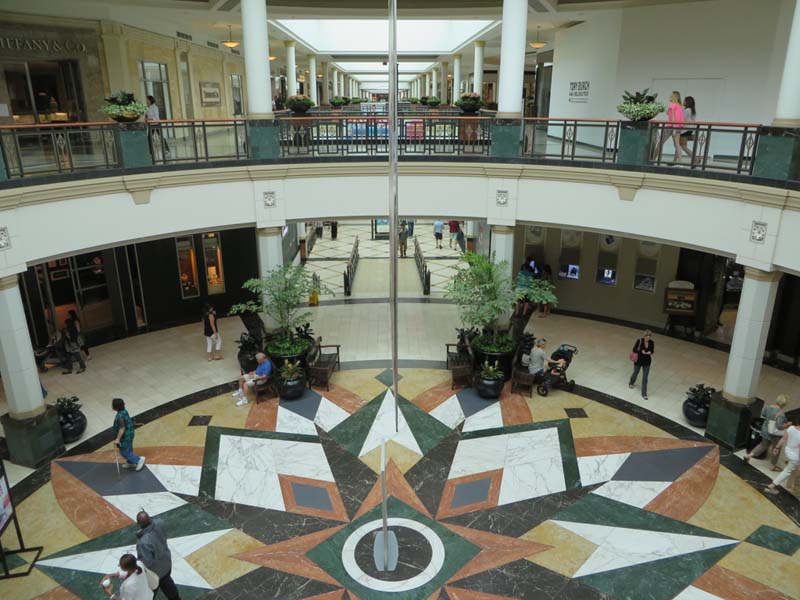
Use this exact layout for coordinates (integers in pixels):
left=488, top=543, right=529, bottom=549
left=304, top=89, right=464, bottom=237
left=744, top=394, right=789, bottom=471
left=61, top=318, right=86, bottom=375
left=100, top=553, right=158, bottom=600
left=628, top=330, right=654, bottom=400
left=203, top=303, right=222, bottom=362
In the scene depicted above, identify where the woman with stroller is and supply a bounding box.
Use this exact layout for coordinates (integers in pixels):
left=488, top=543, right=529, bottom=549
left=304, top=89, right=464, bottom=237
left=527, top=338, right=566, bottom=377
left=629, top=330, right=654, bottom=400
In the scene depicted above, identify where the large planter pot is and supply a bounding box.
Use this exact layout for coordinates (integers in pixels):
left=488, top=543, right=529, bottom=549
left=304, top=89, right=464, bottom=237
left=269, top=346, right=311, bottom=370
left=473, top=348, right=515, bottom=382
left=474, top=377, right=503, bottom=400
left=110, top=113, right=141, bottom=123
left=280, top=376, right=307, bottom=400
left=682, top=398, right=709, bottom=428
left=458, top=104, right=480, bottom=114
left=59, top=410, right=87, bottom=444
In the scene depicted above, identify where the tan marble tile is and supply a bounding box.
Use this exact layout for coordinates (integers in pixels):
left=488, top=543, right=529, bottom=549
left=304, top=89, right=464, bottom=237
left=359, top=440, right=422, bottom=474
left=34, top=585, right=81, bottom=600
left=184, top=529, right=263, bottom=589
left=716, top=543, right=800, bottom=599
left=1, top=568, right=62, bottom=600
left=398, top=368, right=452, bottom=401
left=330, top=369, right=386, bottom=400
left=693, top=565, right=795, bottom=600
left=522, top=521, right=598, bottom=578
left=569, top=401, right=673, bottom=439
left=132, top=409, right=210, bottom=447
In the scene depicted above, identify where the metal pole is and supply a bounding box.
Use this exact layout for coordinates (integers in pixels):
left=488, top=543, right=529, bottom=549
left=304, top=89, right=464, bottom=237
left=388, top=0, right=400, bottom=433
left=380, top=440, right=389, bottom=570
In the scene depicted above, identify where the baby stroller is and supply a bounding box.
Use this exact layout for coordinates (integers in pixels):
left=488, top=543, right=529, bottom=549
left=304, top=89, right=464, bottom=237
left=536, top=344, right=578, bottom=397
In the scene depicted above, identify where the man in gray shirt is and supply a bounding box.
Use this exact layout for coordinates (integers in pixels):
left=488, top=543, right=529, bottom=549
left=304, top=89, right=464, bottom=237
left=527, top=339, right=565, bottom=375
left=136, top=511, right=181, bottom=599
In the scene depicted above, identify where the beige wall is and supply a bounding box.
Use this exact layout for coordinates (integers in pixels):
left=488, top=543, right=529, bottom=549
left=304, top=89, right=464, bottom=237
left=514, top=225, right=680, bottom=328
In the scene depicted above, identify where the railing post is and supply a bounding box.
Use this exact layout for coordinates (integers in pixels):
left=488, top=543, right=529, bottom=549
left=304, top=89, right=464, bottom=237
left=752, top=126, right=800, bottom=181
left=248, top=117, right=280, bottom=159
left=117, top=122, right=153, bottom=169
left=0, top=136, right=8, bottom=182
left=617, top=121, right=652, bottom=166
left=489, top=116, right=522, bottom=158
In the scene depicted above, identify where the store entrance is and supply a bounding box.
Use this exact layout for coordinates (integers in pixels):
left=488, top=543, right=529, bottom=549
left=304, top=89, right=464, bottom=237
left=0, top=59, right=86, bottom=124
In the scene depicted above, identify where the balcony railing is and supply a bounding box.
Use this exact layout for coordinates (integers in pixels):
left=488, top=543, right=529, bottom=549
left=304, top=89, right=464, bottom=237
left=278, top=115, right=492, bottom=157
left=0, top=122, right=119, bottom=178
left=523, top=118, right=620, bottom=163
left=147, top=119, right=248, bottom=164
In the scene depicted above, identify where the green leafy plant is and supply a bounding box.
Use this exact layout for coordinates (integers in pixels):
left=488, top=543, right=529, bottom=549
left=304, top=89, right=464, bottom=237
left=518, top=277, right=559, bottom=307
left=474, top=333, right=516, bottom=353
left=446, top=252, right=523, bottom=350
left=230, top=265, right=332, bottom=356
left=454, top=92, right=484, bottom=112
left=478, top=360, right=504, bottom=381
left=286, top=94, right=315, bottom=112
left=408, top=97, right=420, bottom=104
left=56, top=396, right=82, bottom=416
left=101, top=90, right=147, bottom=119
left=426, top=96, right=441, bottom=107
left=486, top=102, right=498, bottom=111
left=419, top=96, right=429, bottom=105
left=617, top=88, right=666, bottom=122
left=350, top=97, right=363, bottom=104
left=279, top=359, right=305, bottom=382
left=330, top=96, right=348, bottom=107
left=235, top=332, right=260, bottom=354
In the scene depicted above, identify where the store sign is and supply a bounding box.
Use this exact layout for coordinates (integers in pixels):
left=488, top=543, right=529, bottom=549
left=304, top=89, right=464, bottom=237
left=568, top=80, right=590, bottom=103
left=0, top=37, right=88, bottom=53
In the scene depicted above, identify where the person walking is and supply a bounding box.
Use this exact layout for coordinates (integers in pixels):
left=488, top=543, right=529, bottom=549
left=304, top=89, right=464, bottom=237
left=448, top=219, right=460, bottom=249
left=662, top=91, right=684, bottom=164
left=678, top=96, right=698, bottom=164
left=398, top=222, right=409, bottom=258
left=764, top=421, right=800, bottom=495
left=203, top=304, right=222, bottom=361
left=136, top=511, right=182, bottom=600
left=112, top=398, right=145, bottom=471
left=538, top=264, right=554, bottom=318
left=61, top=318, right=86, bottom=375
left=628, top=330, right=654, bottom=400
left=68, top=309, right=91, bottom=360
left=433, top=220, right=444, bottom=249
left=144, top=95, right=166, bottom=160
left=745, top=394, right=790, bottom=471
left=100, top=553, right=156, bottom=600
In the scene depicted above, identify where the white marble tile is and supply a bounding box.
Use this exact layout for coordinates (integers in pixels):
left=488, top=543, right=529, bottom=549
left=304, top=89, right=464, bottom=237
left=498, top=454, right=567, bottom=505
left=591, top=480, right=672, bottom=508
left=315, top=397, right=351, bottom=431
left=146, top=464, right=202, bottom=497
left=270, top=438, right=335, bottom=482
left=170, top=555, right=214, bottom=589
left=448, top=435, right=509, bottom=479
left=462, top=401, right=503, bottom=432
left=505, top=428, right=562, bottom=468
left=214, top=465, right=285, bottom=510
left=103, top=491, right=186, bottom=520
left=359, top=390, right=422, bottom=458
left=429, top=394, right=465, bottom=429
left=169, top=529, right=231, bottom=557
left=39, top=544, right=136, bottom=576
left=673, top=586, right=726, bottom=600
left=276, top=405, right=318, bottom=436
left=218, top=435, right=277, bottom=472
left=551, top=521, right=738, bottom=577
left=577, top=453, right=631, bottom=486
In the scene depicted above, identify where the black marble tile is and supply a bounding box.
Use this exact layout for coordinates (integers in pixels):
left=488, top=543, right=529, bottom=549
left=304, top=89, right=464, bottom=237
left=565, top=408, right=588, bottom=419
left=612, top=445, right=713, bottom=482
left=189, top=415, right=213, bottom=427
left=200, top=567, right=340, bottom=599
left=450, top=559, right=611, bottom=599
left=316, top=428, right=377, bottom=520
left=58, top=460, right=166, bottom=496
left=405, top=427, right=462, bottom=517
left=441, top=486, right=600, bottom=538
left=456, top=388, right=498, bottom=418
left=280, top=389, right=322, bottom=420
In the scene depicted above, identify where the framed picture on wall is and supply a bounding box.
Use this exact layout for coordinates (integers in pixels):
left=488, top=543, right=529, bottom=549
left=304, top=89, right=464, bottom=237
left=49, top=269, right=69, bottom=281
left=199, top=81, right=222, bottom=106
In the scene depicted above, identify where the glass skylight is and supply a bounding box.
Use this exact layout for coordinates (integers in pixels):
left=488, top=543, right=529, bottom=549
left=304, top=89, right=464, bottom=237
left=334, top=62, right=436, bottom=73
left=275, top=20, right=493, bottom=53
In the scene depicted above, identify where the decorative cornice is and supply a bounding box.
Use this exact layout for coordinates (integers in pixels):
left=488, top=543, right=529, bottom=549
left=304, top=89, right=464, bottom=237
left=743, top=266, right=784, bottom=283
left=0, top=275, right=18, bottom=290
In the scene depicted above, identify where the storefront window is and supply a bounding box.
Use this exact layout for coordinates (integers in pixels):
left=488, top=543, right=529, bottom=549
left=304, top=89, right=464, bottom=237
left=634, top=241, right=661, bottom=292
left=139, top=61, right=172, bottom=119
left=176, top=236, right=200, bottom=299
left=230, top=74, right=243, bottom=116
left=596, top=234, right=620, bottom=286
left=202, top=232, right=225, bottom=295
left=558, top=230, right=582, bottom=280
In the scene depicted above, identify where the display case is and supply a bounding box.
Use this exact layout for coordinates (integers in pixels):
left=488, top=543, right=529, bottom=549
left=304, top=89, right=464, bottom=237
left=664, top=287, right=697, bottom=315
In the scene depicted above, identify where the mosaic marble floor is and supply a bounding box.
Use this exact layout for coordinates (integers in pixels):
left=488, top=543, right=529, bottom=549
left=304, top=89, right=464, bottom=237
left=2, top=368, right=798, bottom=600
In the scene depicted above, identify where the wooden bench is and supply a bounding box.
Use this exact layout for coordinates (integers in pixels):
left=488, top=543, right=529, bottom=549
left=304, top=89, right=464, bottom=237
left=446, top=342, right=473, bottom=389
left=306, top=336, right=341, bottom=391
left=510, top=346, right=536, bottom=397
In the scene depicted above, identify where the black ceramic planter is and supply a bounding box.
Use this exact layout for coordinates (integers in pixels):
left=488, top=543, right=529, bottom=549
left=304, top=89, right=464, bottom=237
left=473, top=348, right=514, bottom=382
left=474, top=377, right=503, bottom=400
left=280, top=376, right=307, bottom=400
left=682, top=398, right=709, bottom=428
left=60, top=410, right=87, bottom=444
left=238, top=350, right=258, bottom=374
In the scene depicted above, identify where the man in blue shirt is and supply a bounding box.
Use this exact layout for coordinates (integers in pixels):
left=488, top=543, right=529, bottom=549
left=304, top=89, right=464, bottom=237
left=233, top=352, right=272, bottom=406
left=433, top=220, right=444, bottom=249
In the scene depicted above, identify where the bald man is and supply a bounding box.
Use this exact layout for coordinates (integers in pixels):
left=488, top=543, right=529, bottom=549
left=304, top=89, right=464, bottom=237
left=136, top=511, right=181, bottom=599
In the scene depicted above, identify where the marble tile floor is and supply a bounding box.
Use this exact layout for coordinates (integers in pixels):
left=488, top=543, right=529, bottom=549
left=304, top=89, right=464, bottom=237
left=1, top=368, right=798, bottom=600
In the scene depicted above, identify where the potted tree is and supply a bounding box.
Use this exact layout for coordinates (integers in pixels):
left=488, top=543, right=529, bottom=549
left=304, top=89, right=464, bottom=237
left=101, top=91, right=147, bottom=123
left=278, top=359, right=307, bottom=400
left=286, top=94, right=315, bottom=114
left=454, top=92, right=484, bottom=114
left=426, top=96, right=441, bottom=108
left=56, top=396, right=87, bottom=443
left=446, top=252, right=523, bottom=381
left=518, top=277, right=559, bottom=314
left=617, top=88, right=666, bottom=122
left=419, top=96, right=429, bottom=106
left=330, top=96, right=347, bottom=109
left=350, top=97, right=363, bottom=105
left=408, top=97, right=420, bottom=105
left=474, top=360, right=504, bottom=400
left=231, top=265, right=331, bottom=366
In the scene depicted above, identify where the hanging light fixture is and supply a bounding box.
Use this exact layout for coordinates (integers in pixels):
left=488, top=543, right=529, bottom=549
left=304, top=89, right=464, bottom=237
left=222, top=25, right=240, bottom=49
left=529, top=26, right=546, bottom=50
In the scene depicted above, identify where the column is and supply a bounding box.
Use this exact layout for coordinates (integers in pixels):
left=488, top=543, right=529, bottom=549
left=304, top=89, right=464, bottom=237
left=441, top=61, right=449, bottom=104
left=473, top=40, right=485, bottom=95
left=240, top=0, right=273, bottom=117
left=774, top=0, right=800, bottom=126
left=432, top=66, right=439, bottom=99
left=321, top=62, right=330, bottom=105
left=338, top=71, right=345, bottom=97
left=490, top=225, right=515, bottom=280
left=425, top=72, right=430, bottom=96
left=257, top=226, right=284, bottom=277
left=496, top=0, right=528, bottom=118
left=722, top=268, right=783, bottom=402
left=452, top=54, right=462, bottom=101
left=285, top=40, right=297, bottom=96
left=332, top=68, right=339, bottom=97
left=307, top=54, right=318, bottom=104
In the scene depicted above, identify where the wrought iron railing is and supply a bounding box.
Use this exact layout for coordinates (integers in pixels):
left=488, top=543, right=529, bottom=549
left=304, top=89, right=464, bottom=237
left=0, top=122, right=119, bottom=178
left=523, top=118, right=620, bottom=163
left=414, top=236, right=432, bottom=296
left=147, top=119, right=248, bottom=164
left=648, top=120, right=760, bottom=174
left=279, top=116, right=491, bottom=157
left=343, top=235, right=360, bottom=297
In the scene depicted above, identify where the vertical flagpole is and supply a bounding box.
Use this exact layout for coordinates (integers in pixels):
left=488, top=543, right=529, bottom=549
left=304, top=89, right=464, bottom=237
left=388, top=0, right=399, bottom=432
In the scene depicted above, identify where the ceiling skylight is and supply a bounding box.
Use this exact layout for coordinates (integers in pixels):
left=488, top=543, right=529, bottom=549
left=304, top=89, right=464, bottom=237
left=334, top=62, right=436, bottom=73
left=275, top=19, right=493, bottom=54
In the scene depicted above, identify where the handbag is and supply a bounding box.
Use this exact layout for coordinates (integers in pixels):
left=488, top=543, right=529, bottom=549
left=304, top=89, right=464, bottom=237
left=766, top=419, right=779, bottom=436
left=141, top=562, right=160, bottom=591
left=629, top=339, right=640, bottom=362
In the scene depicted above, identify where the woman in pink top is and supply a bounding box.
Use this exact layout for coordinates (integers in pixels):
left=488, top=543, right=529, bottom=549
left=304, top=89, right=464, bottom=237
left=662, top=91, right=684, bottom=164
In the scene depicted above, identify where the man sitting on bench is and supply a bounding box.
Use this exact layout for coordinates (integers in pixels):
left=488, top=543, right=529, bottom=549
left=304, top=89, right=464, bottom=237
left=527, top=339, right=565, bottom=378
left=232, top=352, right=272, bottom=406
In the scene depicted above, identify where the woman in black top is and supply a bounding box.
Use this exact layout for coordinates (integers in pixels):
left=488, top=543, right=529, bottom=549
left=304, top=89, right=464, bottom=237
left=68, top=309, right=90, bottom=359
left=61, top=318, right=86, bottom=374
left=203, top=303, right=222, bottom=361
left=628, top=330, right=654, bottom=400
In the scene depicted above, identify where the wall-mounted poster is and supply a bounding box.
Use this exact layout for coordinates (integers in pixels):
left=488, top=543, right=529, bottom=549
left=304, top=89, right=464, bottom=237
left=199, top=81, right=222, bottom=106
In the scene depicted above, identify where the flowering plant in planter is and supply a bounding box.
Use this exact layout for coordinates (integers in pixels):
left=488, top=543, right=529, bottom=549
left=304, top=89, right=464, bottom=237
left=419, top=96, right=429, bottom=105
left=286, top=94, right=315, bottom=113
left=426, top=96, right=441, bottom=108
left=454, top=92, right=484, bottom=113
left=330, top=96, right=348, bottom=107
left=101, top=90, right=147, bottom=122
left=350, top=97, right=363, bottom=104
left=408, top=97, right=420, bottom=104
left=617, top=88, right=665, bottom=122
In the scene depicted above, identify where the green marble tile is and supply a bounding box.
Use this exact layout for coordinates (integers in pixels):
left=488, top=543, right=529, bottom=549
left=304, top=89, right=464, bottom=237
left=249, top=122, right=281, bottom=159
left=37, top=566, right=209, bottom=600
left=752, top=134, right=800, bottom=181
left=555, top=494, right=732, bottom=540
left=578, top=545, right=734, bottom=600
left=705, top=395, right=755, bottom=450
left=328, top=391, right=385, bottom=456
left=398, top=395, right=452, bottom=456
left=375, top=368, right=402, bottom=387
left=745, top=525, right=800, bottom=556
left=490, top=123, right=522, bottom=158
left=460, top=417, right=569, bottom=440
left=557, top=420, right=581, bottom=491
left=118, top=126, right=152, bottom=169
left=306, top=496, right=479, bottom=600
left=617, top=124, right=651, bottom=166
